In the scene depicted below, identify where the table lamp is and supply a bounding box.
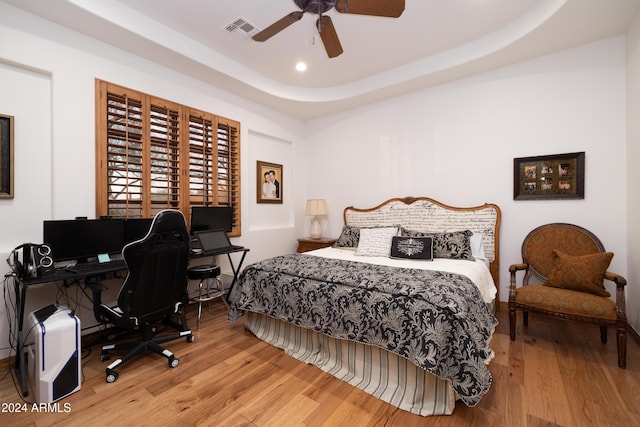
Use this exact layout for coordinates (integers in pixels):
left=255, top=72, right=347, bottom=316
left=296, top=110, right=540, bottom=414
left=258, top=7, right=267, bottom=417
left=305, top=199, right=328, bottom=239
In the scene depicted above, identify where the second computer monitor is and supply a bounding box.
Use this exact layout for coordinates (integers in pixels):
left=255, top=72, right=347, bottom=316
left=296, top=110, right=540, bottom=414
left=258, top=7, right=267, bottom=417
left=43, top=219, right=124, bottom=263
left=190, top=206, right=233, bottom=233
left=123, top=218, right=154, bottom=245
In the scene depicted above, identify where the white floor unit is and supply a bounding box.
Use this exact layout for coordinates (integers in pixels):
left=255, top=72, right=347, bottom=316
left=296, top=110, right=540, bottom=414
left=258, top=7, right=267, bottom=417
left=27, top=304, right=81, bottom=404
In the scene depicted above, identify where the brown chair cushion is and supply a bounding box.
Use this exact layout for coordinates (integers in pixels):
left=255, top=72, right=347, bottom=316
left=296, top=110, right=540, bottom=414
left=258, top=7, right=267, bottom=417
left=515, top=285, right=616, bottom=320
left=543, top=250, right=613, bottom=297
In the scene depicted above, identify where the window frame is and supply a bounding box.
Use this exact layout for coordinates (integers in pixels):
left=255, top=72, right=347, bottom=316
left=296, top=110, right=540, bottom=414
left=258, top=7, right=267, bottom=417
left=95, top=79, right=241, bottom=236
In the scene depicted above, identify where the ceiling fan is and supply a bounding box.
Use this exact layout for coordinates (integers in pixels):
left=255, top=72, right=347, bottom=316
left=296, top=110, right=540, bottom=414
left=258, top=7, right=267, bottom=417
left=252, top=0, right=405, bottom=58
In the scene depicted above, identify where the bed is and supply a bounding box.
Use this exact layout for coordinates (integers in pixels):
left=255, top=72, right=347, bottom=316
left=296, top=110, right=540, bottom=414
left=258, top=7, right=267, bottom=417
left=228, top=197, right=501, bottom=416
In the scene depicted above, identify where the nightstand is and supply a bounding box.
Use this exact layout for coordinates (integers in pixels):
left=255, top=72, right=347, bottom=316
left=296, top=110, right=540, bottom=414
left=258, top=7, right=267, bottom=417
left=296, top=237, right=337, bottom=253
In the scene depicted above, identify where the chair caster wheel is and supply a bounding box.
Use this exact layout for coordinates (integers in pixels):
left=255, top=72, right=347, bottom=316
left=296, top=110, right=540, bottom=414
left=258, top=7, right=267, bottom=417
left=101, top=351, right=111, bottom=362
left=187, top=334, right=195, bottom=343
left=169, top=355, right=179, bottom=368
left=106, top=369, right=118, bottom=383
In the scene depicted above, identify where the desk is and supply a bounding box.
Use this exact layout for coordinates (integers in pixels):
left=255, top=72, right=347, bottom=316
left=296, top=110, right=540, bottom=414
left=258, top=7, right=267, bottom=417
left=12, top=246, right=248, bottom=397
left=190, top=245, right=249, bottom=288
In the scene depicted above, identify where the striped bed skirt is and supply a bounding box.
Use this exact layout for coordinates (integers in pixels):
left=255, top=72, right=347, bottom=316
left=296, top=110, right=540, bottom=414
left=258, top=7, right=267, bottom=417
left=244, top=311, right=457, bottom=416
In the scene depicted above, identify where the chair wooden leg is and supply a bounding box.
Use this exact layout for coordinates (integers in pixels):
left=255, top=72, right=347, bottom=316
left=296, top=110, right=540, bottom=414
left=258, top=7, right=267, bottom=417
left=523, top=311, right=528, bottom=327
left=617, top=326, right=627, bottom=369
left=509, top=306, right=516, bottom=340
left=600, top=326, right=607, bottom=343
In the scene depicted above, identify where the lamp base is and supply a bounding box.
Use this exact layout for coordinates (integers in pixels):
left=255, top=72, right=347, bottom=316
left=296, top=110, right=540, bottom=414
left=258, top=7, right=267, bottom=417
left=309, top=217, right=322, bottom=239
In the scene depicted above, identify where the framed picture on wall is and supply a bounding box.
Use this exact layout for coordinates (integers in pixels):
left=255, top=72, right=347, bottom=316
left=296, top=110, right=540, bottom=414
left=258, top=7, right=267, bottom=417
left=257, top=160, right=283, bottom=204
left=0, top=114, right=14, bottom=199
left=514, top=151, right=585, bottom=200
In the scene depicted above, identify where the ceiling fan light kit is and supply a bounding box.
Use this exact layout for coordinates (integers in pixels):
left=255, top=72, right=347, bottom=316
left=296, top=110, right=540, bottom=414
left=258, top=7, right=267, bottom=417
left=252, top=0, right=405, bottom=58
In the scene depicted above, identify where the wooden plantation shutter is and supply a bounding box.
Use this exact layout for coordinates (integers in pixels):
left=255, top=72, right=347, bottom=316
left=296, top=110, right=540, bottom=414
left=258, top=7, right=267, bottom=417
left=216, top=117, right=241, bottom=235
left=148, top=101, right=182, bottom=214
left=187, top=110, right=215, bottom=205
left=185, top=111, right=241, bottom=236
left=99, top=88, right=145, bottom=217
left=96, top=80, right=241, bottom=235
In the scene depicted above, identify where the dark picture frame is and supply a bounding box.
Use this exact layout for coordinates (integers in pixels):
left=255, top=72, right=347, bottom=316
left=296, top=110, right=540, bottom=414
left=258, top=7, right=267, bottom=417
left=256, top=160, right=283, bottom=204
left=0, top=114, right=14, bottom=199
left=514, top=152, right=585, bottom=200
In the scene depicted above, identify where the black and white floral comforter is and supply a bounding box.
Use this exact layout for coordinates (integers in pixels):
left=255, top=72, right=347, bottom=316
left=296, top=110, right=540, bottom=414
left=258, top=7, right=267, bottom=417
left=227, top=253, right=497, bottom=406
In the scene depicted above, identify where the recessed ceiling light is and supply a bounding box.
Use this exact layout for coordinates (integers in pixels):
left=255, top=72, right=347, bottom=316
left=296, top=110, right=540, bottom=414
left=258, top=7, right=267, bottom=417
left=295, top=62, right=308, bottom=72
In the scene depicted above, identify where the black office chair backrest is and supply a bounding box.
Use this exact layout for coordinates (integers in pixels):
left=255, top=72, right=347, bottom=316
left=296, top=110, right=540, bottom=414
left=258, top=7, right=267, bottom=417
left=118, top=209, right=190, bottom=324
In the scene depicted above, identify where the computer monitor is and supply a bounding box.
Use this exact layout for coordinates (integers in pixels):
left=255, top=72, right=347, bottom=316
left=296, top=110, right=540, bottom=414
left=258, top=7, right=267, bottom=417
left=43, top=219, right=124, bottom=263
left=123, top=218, right=153, bottom=245
left=190, top=206, right=233, bottom=233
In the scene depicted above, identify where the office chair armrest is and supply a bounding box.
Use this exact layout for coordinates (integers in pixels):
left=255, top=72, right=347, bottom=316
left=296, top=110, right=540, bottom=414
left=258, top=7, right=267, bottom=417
left=86, top=281, right=108, bottom=296
left=86, top=281, right=109, bottom=322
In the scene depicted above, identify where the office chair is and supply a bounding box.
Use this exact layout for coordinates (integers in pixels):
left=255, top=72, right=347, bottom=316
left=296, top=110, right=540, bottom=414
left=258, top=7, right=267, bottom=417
left=89, top=209, right=194, bottom=383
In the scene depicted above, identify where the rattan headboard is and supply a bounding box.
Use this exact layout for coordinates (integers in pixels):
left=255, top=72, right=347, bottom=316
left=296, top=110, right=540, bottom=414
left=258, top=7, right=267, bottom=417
left=343, top=197, right=501, bottom=300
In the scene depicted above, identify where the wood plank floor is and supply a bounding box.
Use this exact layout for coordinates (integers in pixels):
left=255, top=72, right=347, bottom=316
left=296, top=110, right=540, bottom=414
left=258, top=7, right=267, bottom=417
left=2, top=300, right=639, bottom=426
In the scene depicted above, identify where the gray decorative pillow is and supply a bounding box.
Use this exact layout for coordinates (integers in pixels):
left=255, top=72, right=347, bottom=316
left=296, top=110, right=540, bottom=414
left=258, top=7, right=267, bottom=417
left=333, top=225, right=360, bottom=249
left=401, top=228, right=475, bottom=261
left=355, top=227, right=398, bottom=257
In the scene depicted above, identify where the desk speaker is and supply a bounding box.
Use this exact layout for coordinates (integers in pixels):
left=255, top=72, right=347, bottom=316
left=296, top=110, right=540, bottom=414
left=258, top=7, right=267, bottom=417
left=31, top=244, right=54, bottom=276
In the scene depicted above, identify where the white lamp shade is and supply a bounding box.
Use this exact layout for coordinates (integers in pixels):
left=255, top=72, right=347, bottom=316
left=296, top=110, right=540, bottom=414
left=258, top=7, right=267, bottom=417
left=305, top=199, right=328, bottom=216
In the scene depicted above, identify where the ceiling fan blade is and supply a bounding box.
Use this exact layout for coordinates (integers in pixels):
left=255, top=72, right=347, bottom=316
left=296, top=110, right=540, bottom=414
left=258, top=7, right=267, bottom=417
left=253, top=11, right=304, bottom=42
left=316, top=16, right=343, bottom=58
left=335, top=0, right=405, bottom=18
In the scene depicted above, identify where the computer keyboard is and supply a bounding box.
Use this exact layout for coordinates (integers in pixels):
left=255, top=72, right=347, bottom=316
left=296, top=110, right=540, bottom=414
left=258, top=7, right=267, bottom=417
left=65, top=259, right=127, bottom=274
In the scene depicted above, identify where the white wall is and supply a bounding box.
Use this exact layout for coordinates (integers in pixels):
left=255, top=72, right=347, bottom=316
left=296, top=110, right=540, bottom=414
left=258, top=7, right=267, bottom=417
left=246, top=130, right=299, bottom=257
left=300, top=36, right=629, bottom=315
left=0, top=63, right=52, bottom=244
left=626, top=13, right=640, bottom=335
left=0, top=3, right=303, bottom=359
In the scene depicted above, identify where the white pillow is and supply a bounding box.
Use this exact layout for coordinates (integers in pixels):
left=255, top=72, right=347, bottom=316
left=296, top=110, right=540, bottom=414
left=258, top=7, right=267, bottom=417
left=470, top=232, right=486, bottom=260
left=355, top=227, right=398, bottom=257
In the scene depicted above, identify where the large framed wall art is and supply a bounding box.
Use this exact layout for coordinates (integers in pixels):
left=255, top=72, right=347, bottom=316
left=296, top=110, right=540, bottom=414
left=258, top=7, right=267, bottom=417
left=514, top=152, right=585, bottom=200
left=0, top=114, right=14, bottom=199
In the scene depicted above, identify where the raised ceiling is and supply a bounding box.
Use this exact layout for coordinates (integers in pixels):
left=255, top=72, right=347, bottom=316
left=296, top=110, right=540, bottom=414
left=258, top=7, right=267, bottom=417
left=4, top=0, right=640, bottom=120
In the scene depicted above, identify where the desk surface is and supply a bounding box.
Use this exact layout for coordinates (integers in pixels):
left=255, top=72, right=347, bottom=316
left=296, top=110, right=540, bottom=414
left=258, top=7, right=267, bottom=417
left=191, top=245, right=247, bottom=258
left=21, top=246, right=249, bottom=286
left=21, top=260, right=126, bottom=286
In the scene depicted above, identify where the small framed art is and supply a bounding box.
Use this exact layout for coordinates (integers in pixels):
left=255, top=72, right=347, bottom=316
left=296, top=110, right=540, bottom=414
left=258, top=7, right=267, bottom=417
left=257, top=160, right=283, bottom=204
left=0, top=114, right=14, bottom=199
left=514, top=152, right=585, bottom=200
